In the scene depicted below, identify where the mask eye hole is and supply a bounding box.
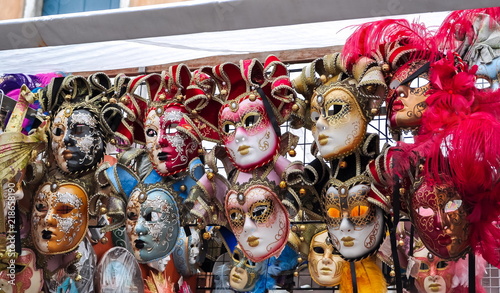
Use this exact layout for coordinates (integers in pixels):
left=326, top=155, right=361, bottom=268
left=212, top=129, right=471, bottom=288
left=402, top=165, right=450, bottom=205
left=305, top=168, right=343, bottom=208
left=409, top=77, right=430, bottom=88
left=73, top=124, right=90, bottom=135
left=55, top=204, right=74, bottom=215
left=35, top=202, right=48, bottom=213
left=437, top=261, right=449, bottom=270
left=444, top=200, right=462, bottom=213
left=229, top=208, right=244, bottom=226
left=416, top=206, right=434, bottom=217
left=127, top=212, right=138, bottom=221
left=313, top=246, right=325, bottom=254
left=475, top=76, right=491, bottom=89
left=350, top=205, right=369, bottom=217
left=326, top=103, right=345, bottom=117
left=246, top=259, right=256, bottom=267
left=419, top=262, right=430, bottom=272
left=223, top=122, right=236, bottom=135
left=166, top=123, right=178, bottom=134
left=250, top=200, right=273, bottom=224
left=146, top=129, right=157, bottom=137
left=243, top=114, right=260, bottom=128
left=327, top=207, right=341, bottom=218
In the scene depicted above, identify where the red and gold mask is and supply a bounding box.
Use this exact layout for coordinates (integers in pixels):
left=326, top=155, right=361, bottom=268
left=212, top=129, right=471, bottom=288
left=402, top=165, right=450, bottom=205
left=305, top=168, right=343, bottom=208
left=414, top=247, right=455, bottom=293
left=409, top=177, right=470, bottom=260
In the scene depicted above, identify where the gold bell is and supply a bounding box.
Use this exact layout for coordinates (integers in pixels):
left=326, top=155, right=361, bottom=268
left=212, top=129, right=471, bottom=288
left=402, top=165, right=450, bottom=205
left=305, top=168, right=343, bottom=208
left=389, top=270, right=396, bottom=277
left=292, top=104, right=299, bottom=112
left=320, top=75, right=327, bottom=83
left=299, top=188, right=307, bottom=196
left=180, top=185, right=187, bottom=192
left=366, top=85, right=376, bottom=94
left=293, top=271, right=299, bottom=277
left=382, top=63, right=390, bottom=72
left=158, top=94, right=166, bottom=101
left=109, top=98, right=117, bottom=104
left=398, top=240, right=405, bottom=247
left=176, top=95, right=183, bottom=102
left=64, top=94, right=72, bottom=101
left=299, top=236, right=305, bottom=242
left=75, top=275, right=82, bottom=282
left=339, top=161, right=347, bottom=169
left=198, top=149, right=205, bottom=155
left=99, top=206, right=108, bottom=214
left=191, top=109, right=197, bottom=114
left=100, top=236, right=108, bottom=244
left=110, top=138, right=117, bottom=145
left=279, top=181, right=287, bottom=189
left=288, top=149, right=296, bottom=157
left=419, top=164, right=424, bottom=171
left=291, top=225, right=298, bottom=232
left=371, top=108, right=378, bottom=115
left=102, top=97, right=108, bottom=103
left=220, top=89, right=227, bottom=95
left=399, top=188, right=406, bottom=195
left=249, top=93, right=256, bottom=101
left=299, top=225, right=306, bottom=231
left=120, top=97, right=129, bottom=104
left=207, top=172, right=215, bottom=180
left=203, top=232, right=211, bottom=240
left=75, top=252, right=83, bottom=260
left=297, top=257, right=303, bottom=263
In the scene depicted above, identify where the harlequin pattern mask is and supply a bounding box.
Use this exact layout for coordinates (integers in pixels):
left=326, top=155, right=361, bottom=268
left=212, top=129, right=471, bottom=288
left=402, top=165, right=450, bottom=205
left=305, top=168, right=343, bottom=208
left=126, top=186, right=180, bottom=263
left=414, top=247, right=455, bottom=293
left=225, top=182, right=289, bottom=262
left=310, top=83, right=367, bottom=160
left=51, top=108, right=105, bottom=174
left=322, top=177, right=385, bottom=260
left=0, top=248, right=43, bottom=293
left=409, top=177, right=470, bottom=260
left=31, top=182, right=88, bottom=254
left=220, top=96, right=279, bottom=171
left=229, top=246, right=263, bottom=292
left=144, top=104, right=199, bottom=176
left=388, top=60, right=431, bottom=131
left=308, top=230, right=345, bottom=286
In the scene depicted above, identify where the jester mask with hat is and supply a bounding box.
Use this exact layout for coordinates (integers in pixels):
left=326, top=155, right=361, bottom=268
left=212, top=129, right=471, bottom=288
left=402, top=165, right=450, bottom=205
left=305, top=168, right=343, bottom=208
left=103, top=148, right=203, bottom=264
left=292, top=52, right=389, bottom=261
left=177, top=56, right=302, bottom=262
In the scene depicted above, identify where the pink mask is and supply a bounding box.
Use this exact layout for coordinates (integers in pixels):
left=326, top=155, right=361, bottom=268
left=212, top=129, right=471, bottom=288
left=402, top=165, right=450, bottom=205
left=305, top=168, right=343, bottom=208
left=0, top=248, right=43, bottom=293
left=145, top=104, right=199, bottom=176
left=414, top=247, right=455, bottom=293
left=220, top=96, right=279, bottom=172
left=225, top=182, right=289, bottom=262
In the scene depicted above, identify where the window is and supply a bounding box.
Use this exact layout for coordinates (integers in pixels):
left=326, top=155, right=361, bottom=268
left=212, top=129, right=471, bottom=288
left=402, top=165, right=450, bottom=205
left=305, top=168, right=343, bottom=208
left=42, top=0, right=120, bottom=16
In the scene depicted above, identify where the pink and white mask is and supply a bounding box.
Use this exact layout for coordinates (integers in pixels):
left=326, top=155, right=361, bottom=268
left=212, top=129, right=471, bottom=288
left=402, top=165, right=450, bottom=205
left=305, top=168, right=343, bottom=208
left=225, top=183, right=289, bottom=262
left=144, top=104, right=199, bottom=176
left=0, top=248, right=43, bottom=293
left=220, top=96, right=279, bottom=171
left=414, top=247, right=455, bottom=293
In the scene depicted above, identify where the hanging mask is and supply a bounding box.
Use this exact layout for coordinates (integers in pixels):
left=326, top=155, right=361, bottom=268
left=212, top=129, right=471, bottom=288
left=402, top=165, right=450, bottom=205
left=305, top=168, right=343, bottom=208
left=387, top=60, right=431, bottom=131
left=126, top=185, right=180, bottom=263
left=308, top=230, right=345, bottom=287
left=220, top=96, right=279, bottom=171
left=322, top=176, right=386, bottom=260
left=409, top=177, right=470, bottom=260
left=144, top=104, right=199, bottom=176
left=51, top=108, right=105, bottom=174
left=225, top=180, right=289, bottom=263
left=96, top=246, right=145, bottom=293
left=414, top=246, right=455, bottom=293
left=310, top=82, right=368, bottom=160
left=475, top=58, right=500, bottom=91
left=31, top=181, right=88, bottom=254
left=229, top=246, right=264, bottom=292
left=0, top=248, right=43, bottom=293
left=173, top=227, right=206, bottom=277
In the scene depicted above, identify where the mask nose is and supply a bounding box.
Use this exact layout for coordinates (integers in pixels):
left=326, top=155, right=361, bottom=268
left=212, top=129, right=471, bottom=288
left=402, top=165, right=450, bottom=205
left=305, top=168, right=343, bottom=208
left=234, top=126, right=247, bottom=144
left=243, top=215, right=257, bottom=234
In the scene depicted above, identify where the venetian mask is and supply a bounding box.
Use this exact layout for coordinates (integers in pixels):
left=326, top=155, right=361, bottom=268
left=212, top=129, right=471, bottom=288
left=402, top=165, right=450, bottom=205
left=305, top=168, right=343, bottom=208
left=126, top=186, right=180, bottom=263
left=409, top=177, right=470, bottom=260
left=225, top=182, right=289, bottom=262
left=388, top=60, right=431, bottom=131
left=229, top=246, right=263, bottom=292
left=414, top=246, right=455, bottom=293
left=172, top=227, right=204, bottom=277
left=0, top=248, right=43, bottom=293
left=310, top=83, right=367, bottom=159
left=323, top=177, right=385, bottom=260
left=51, top=108, right=105, bottom=174
left=220, top=96, right=279, bottom=171
left=308, top=230, right=345, bottom=286
left=475, top=57, right=500, bottom=91
left=31, top=182, right=88, bottom=254
left=144, top=104, right=199, bottom=176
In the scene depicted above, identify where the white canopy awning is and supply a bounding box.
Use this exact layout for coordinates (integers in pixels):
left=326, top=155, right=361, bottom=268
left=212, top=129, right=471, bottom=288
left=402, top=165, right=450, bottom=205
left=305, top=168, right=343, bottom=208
left=0, top=0, right=497, bottom=74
